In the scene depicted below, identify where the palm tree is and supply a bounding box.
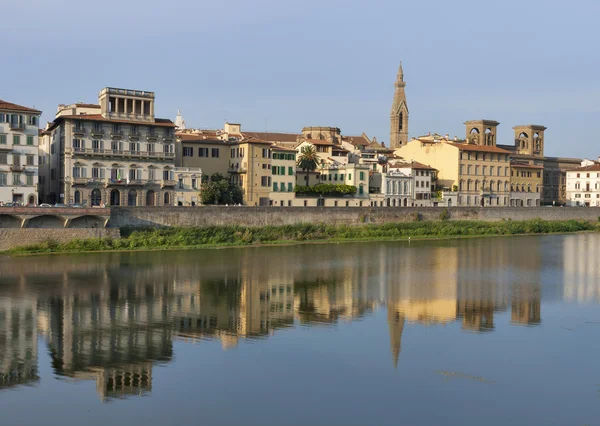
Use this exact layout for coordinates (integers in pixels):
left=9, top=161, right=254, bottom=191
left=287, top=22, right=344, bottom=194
left=297, top=145, right=319, bottom=187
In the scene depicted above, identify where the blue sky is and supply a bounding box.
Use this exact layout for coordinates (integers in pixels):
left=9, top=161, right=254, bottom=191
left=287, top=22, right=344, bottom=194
left=2, top=0, right=598, bottom=158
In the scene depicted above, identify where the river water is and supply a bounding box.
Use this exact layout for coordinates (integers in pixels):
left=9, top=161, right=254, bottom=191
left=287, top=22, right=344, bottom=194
left=0, top=234, right=599, bottom=426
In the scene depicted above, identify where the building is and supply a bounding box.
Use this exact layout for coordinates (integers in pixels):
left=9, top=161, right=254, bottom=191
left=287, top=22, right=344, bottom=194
left=510, top=161, right=543, bottom=207
left=43, top=88, right=177, bottom=206
left=270, top=145, right=297, bottom=206
left=173, top=167, right=202, bottom=206
left=389, top=63, right=409, bottom=149
left=176, top=131, right=228, bottom=180
left=390, top=161, right=436, bottom=207
left=565, top=163, right=600, bottom=207
left=229, top=137, right=273, bottom=206
left=372, top=167, right=412, bottom=207
left=38, top=127, right=52, bottom=203
left=395, top=125, right=512, bottom=207
left=0, top=100, right=41, bottom=206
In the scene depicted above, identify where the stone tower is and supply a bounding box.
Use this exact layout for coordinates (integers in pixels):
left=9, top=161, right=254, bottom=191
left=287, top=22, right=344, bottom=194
left=464, top=120, right=500, bottom=146
left=390, top=62, right=409, bottom=149
left=513, top=125, right=547, bottom=157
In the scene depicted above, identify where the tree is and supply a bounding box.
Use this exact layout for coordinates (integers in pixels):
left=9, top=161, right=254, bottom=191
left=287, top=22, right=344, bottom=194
left=297, top=145, right=319, bottom=187
left=200, top=173, right=244, bottom=205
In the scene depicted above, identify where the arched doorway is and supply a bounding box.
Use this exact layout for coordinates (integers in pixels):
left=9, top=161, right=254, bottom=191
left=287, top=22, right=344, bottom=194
left=91, top=189, right=102, bottom=206
left=146, top=190, right=155, bottom=206
left=448, top=199, right=452, bottom=207
left=74, top=191, right=81, bottom=204
left=163, top=192, right=170, bottom=206
left=127, top=189, right=137, bottom=206
left=28, top=195, right=36, bottom=205
left=110, top=189, right=120, bottom=206
left=403, top=198, right=408, bottom=207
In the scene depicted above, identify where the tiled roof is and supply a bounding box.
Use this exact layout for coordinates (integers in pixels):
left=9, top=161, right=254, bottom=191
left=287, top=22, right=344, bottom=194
left=344, top=135, right=370, bottom=146
left=52, top=114, right=176, bottom=128
left=391, top=161, right=437, bottom=170
left=304, top=139, right=335, bottom=146
left=271, top=144, right=297, bottom=152
left=0, top=100, right=41, bottom=114
left=73, top=103, right=101, bottom=109
left=568, top=164, right=600, bottom=172
left=510, top=161, right=544, bottom=169
left=177, top=133, right=223, bottom=142
left=445, top=142, right=511, bottom=154
left=243, top=131, right=299, bottom=143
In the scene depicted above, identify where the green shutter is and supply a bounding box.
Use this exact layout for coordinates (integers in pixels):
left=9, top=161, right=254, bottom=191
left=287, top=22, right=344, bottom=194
left=280, top=182, right=285, bottom=192
left=27, top=136, right=34, bottom=146
left=360, top=172, right=364, bottom=180
left=0, top=135, right=6, bottom=144
left=279, top=166, right=285, bottom=175
left=288, top=166, right=293, bottom=175
left=13, top=135, right=20, bottom=145
left=348, top=174, right=351, bottom=180
left=273, top=182, right=278, bottom=191
left=272, top=166, right=277, bottom=175
left=288, top=182, right=293, bottom=192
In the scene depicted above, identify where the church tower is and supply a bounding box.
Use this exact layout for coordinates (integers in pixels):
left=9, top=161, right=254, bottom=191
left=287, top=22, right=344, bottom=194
left=390, top=62, right=409, bottom=149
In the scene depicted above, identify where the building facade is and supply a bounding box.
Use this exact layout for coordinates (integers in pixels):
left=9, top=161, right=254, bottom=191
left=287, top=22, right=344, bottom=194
left=270, top=146, right=296, bottom=206
left=44, top=88, right=177, bottom=206
left=509, top=162, right=543, bottom=207
left=0, top=101, right=41, bottom=206
left=565, top=163, right=600, bottom=207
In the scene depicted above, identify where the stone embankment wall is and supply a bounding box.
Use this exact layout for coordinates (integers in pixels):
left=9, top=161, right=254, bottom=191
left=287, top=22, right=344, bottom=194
left=109, top=206, right=600, bottom=228
left=0, top=228, right=120, bottom=251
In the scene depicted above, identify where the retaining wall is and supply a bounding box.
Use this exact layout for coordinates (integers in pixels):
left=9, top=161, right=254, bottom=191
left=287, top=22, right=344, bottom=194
left=109, top=206, right=600, bottom=228
left=0, top=228, right=121, bottom=251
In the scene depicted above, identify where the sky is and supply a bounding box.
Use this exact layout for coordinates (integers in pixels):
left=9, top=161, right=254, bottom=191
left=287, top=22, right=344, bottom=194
left=2, top=0, right=599, bottom=159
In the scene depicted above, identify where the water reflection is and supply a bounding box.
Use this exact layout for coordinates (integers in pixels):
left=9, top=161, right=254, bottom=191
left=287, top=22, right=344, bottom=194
left=0, top=234, right=599, bottom=402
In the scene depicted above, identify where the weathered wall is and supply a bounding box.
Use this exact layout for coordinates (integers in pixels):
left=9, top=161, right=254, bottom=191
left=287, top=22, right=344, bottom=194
left=0, top=228, right=120, bottom=251
left=109, top=206, right=600, bottom=228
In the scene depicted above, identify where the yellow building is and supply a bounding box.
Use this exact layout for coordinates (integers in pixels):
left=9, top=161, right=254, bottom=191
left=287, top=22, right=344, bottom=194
left=509, top=161, right=543, bottom=207
left=176, top=131, right=229, bottom=180
left=270, top=145, right=297, bottom=206
left=229, top=137, right=273, bottom=206
left=395, top=123, right=512, bottom=207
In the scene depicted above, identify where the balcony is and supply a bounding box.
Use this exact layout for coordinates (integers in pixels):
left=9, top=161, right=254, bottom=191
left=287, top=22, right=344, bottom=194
left=9, top=122, right=25, bottom=131
left=129, top=131, right=141, bottom=140
left=163, top=134, right=174, bottom=142
left=110, top=130, right=123, bottom=139
left=73, top=126, right=86, bottom=136
left=72, top=177, right=90, bottom=185
left=10, top=164, right=23, bottom=172
left=65, top=147, right=175, bottom=159
left=147, top=132, right=159, bottom=141
left=161, top=180, right=177, bottom=188
left=90, top=128, right=104, bottom=137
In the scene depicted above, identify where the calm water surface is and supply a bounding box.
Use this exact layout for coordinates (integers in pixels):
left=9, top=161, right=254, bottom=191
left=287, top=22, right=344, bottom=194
left=1, top=234, right=600, bottom=426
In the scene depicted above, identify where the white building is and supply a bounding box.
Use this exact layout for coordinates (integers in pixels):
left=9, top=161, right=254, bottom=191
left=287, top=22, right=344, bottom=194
left=380, top=168, right=412, bottom=207
left=0, top=100, right=41, bottom=206
left=391, top=161, right=436, bottom=207
left=174, top=167, right=202, bottom=206
left=566, top=163, right=600, bottom=207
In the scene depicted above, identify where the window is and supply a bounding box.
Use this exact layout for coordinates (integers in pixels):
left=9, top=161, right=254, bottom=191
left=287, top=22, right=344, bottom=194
left=467, top=165, right=472, bottom=175
left=26, top=175, right=33, bottom=186
left=359, top=185, right=364, bottom=195
left=178, top=178, right=184, bottom=189
left=348, top=173, right=352, bottom=181
left=271, top=166, right=277, bottom=175
left=288, top=166, right=294, bottom=175
left=280, top=182, right=285, bottom=192
left=26, top=155, right=34, bottom=166
left=475, top=166, right=479, bottom=175
left=288, top=182, right=293, bottom=192
left=163, top=170, right=171, bottom=180
left=192, top=178, right=197, bottom=189
left=262, top=148, right=270, bottom=158
left=148, top=168, right=156, bottom=180
left=199, top=147, right=209, bottom=157
left=129, top=142, right=139, bottom=153
left=340, top=174, right=344, bottom=180
left=0, top=154, right=6, bottom=164
left=13, top=135, right=20, bottom=145
left=163, top=144, right=172, bottom=154
left=147, top=143, right=154, bottom=153
left=273, top=182, right=278, bottom=191
left=261, top=176, right=271, bottom=187
left=537, top=172, right=541, bottom=178
left=92, top=140, right=102, bottom=151
left=26, top=136, right=34, bottom=146
left=0, top=134, right=6, bottom=145
left=460, top=164, right=464, bottom=175
left=212, top=148, right=219, bottom=158
left=0, top=172, right=6, bottom=186
left=183, top=147, right=193, bottom=157
left=13, top=173, right=21, bottom=185
left=490, top=166, right=494, bottom=176
left=360, top=171, right=365, bottom=180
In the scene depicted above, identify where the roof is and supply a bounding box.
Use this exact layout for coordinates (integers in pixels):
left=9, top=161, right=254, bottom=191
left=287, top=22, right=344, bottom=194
left=392, top=161, right=437, bottom=170
left=445, top=142, right=511, bottom=154
left=304, top=139, right=335, bottom=146
left=243, top=131, right=299, bottom=143
left=73, top=103, right=101, bottom=109
left=344, top=135, right=371, bottom=147
left=271, top=145, right=297, bottom=152
left=567, top=164, right=600, bottom=172
left=510, top=161, right=544, bottom=169
left=236, top=136, right=272, bottom=145
left=178, top=133, right=225, bottom=144
left=0, top=100, right=41, bottom=114
left=49, top=114, right=176, bottom=129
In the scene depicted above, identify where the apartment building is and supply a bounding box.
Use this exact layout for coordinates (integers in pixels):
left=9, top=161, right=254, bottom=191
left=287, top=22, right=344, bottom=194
left=565, top=163, right=600, bottom=207
left=229, top=137, right=273, bottom=206
left=270, top=145, right=296, bottom=206
left=510, top=162, right=543, bottom=207
left=43, top=88, right=177, bottom=206
left=0, top=100, right=41, bottom=205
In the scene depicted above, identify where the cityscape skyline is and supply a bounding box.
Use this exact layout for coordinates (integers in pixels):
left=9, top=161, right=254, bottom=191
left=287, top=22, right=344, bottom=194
left=2, top=0, right=599, bottom=159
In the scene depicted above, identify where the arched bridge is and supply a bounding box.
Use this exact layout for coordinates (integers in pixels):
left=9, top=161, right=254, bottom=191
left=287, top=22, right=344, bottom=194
left=0, top=207, right=110, bottom=229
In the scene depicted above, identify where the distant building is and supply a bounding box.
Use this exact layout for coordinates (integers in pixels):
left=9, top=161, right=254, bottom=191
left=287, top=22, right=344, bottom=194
left=0, top=100, right=41, bottom=205
left=43, top=88, right=177, bottom=206
left=510, top=161, right=543, bottom=207
left=270, top=145, right=297, bottom=206
left=565, top=163, right=600, bottom=207
left=389, top=63, right=409, bottom=149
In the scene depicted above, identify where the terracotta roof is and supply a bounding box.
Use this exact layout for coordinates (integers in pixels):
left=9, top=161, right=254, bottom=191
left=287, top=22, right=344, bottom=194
left=344, top=135, right=370, bottom=146
left=497, top=144, right=517, bottom=152
left=0, top=100, right=41, bottom=114
left=177, top=133, right=224, bottom=142
left=510, top=161, right=544, bottom=169
left=445, top=142, right=511, bottom=154
left=51, top=114, right=176, bottom=128
left=243, top=131, right=299, bottom=143
left=73, top=103, right=101, bottom=109
left=392, top=161, right=437, bottom=170
left=237, top=136, right=272, bottom=145
left=568, top=164, right=600, bottom=172
left=305, top=139, right=335, bottom=146
left=271, top=145, right=297, bottom=152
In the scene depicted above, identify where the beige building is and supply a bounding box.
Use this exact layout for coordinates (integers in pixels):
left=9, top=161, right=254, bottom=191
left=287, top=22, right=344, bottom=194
left=270, top=145, right=297, bottom=206
left=0, top=100, right=41, bottom=206
left=44, top=88, right=177, bottom=206
left=395, top=125, right=512, bottom=207
left=176, top=131, right=228, bottom=180
left=229, top=137, right=273, bottom=206
left=510, top=161, right=543, bottom=207
left=173, top=167, right=202, bottom=206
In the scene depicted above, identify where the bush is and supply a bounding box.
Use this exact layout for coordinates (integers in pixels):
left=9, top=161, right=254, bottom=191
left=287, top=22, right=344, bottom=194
left=295, top=184, right=357, bottom=196
left=440, top=208, right=450, bottom=221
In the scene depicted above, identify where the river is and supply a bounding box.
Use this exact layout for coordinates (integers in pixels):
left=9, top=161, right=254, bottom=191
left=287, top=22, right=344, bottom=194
left=0, top=234, right=599, bottom=425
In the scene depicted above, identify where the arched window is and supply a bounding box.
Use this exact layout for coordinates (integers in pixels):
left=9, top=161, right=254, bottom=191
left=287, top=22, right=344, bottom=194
left=74, top=190, right=81, bottom=204
left=403, top=181, right=408, bottom=194
left=399, top=112, right=403, bottom=131
left=475, top=180, right=480, bottom=191
left=110, top=189, right=120, bottom=206
left=163, top=192, right=170, bottom=205
left=459, top=180, right=464, bottom=191
left=128, top=189, right=137, bottom=206
left=387, top=181, right=391, bottom=194
left=504, top=182, right=509, bottom=192
left=527, top=184, right=531, bottom=193
left=467, top=180, right=472, bottom=191
left=146, top=190, right=155, bottom=206
left=466, top=196, right=471, bottom=205
left=489, top=180, right=495, bottom=192
left=91, top=189, right=102, bottom=206
left=497, top=181, right=502, bottom=192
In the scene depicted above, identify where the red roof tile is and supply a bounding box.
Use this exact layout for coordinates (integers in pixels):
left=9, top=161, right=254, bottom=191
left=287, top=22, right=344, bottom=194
left=305, top=139, right=335, bottom=146
left=0, top=100, right=41, bottom=114
left=568, top=164, right=600, bottom=172
left=243, top=131, right=299, bottom=143
left=446, top=142, right=511, bottom=154
left=53, top=114, right=176, bottom=128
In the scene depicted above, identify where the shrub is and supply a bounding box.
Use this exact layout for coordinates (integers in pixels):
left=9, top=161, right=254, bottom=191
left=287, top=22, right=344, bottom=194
left=440, top=208, right=450, bottom=221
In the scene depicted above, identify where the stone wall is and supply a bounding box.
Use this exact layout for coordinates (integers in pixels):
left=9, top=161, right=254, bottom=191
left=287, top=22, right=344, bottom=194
left=0, top=228, right=120, bottom=251
left=109, top=206, right=600, bottom=228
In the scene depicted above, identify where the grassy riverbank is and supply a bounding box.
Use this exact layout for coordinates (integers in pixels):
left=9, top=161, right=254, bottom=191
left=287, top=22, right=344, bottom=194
left=8, top=219, right=598, bottom=255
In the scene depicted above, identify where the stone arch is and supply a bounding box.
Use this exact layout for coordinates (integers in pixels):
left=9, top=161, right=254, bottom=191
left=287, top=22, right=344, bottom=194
left=70, top=215, right=106, bottom=229
left=146, top=190, right=156, bottom=206
left=110, top=189, right=121, bottom=206
left=0, top=214, right=22, bottom=228
left=27, top=215, right=65, bottom=228
left=127, top=189, right=137, bottom=206
left=470, top=128, right=480, bottom=134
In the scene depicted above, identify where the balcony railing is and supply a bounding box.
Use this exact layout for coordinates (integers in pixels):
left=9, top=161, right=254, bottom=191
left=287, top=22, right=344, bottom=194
left=110, top=130, right=123, bottom=138
left=147, top=132, right=159, bottom=141
left=9, top=122, right=25, bottom=131
left=129, top=131, right=141, bottom=140
left=10, top=164, right=23, bottom=172
left=161, top=180, right=177, bottom=187
left=66, top=147, right=175, bottom=159
left=91, top=128, right=104, bottom=137
left=73, top=126, right=86, bottom=135
left=163, top=134, right=174, bottom=142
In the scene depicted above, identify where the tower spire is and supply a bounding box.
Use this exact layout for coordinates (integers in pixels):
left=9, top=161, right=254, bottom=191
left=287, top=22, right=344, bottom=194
left=396, top=61, right=404, bottom=84
left=390, top=61, right=408, bottom=149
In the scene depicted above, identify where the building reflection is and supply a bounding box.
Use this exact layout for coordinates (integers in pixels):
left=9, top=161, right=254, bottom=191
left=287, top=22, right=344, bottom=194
left=0, top=238, right=552, bottom=398
left=563, top=234, right=600, bottom=303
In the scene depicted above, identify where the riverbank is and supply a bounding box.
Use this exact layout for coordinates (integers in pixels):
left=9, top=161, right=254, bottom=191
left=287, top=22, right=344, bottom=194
left=7, top=219, right=598, bottom=255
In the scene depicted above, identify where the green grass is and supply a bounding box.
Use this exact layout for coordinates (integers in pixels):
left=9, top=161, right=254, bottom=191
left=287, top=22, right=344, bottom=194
left=9, top=219, right=598, bottom=255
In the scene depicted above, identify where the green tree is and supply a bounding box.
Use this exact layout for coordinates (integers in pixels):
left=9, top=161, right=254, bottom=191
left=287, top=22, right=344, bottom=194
left=297, top=145, right=319, bottom=187
left=200, top=173, right=244, bottom=205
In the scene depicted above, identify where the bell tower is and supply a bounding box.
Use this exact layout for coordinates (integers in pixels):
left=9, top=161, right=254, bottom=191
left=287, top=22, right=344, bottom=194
left=513, top=125, right=546, bottom=157
left=390, top=62, right=409, bottom=149
left=464, top=120, right=500, bottom=146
